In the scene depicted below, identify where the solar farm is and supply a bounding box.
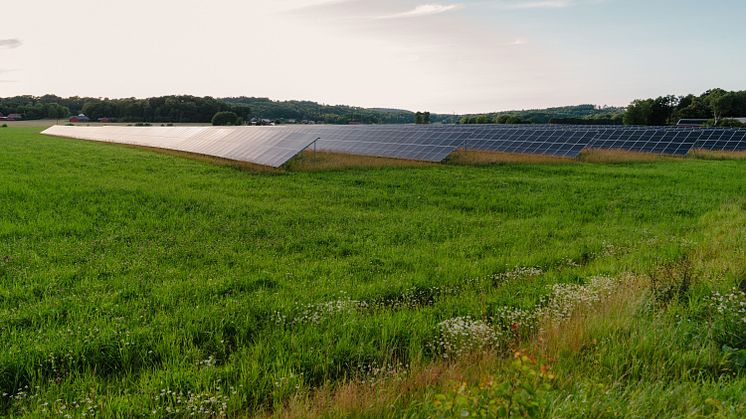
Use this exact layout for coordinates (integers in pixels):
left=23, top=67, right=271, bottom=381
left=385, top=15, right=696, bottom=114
left=41, top=124, right=746, bottom=166
left=3, top=124, right=746, bottom=417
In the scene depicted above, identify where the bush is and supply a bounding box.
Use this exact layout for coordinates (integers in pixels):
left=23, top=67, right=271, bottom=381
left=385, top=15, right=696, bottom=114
left=1, top=124, right=7, bottom=128
left=717, top=119, right=745, bottom=128
left=426, top=352, right=555, bottom=418
left=212, top=112, right=239, bottom=126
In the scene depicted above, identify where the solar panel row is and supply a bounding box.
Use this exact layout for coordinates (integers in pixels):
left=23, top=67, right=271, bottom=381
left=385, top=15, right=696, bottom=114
left=42, top=124, right=746, bottom=166
left=41, top=125, right=319, bottom=167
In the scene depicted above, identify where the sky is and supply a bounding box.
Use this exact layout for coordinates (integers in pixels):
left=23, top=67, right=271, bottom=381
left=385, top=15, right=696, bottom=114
left=1, top=0, right=745, bottom=114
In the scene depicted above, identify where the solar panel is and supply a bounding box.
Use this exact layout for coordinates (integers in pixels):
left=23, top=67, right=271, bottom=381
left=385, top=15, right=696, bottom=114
left=692, top=129, right=746, bottom=152
left=41, top=125, right=318, bottom=167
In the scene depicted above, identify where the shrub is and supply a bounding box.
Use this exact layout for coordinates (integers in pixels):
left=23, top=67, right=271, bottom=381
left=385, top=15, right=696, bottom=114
left=717, top=119, right=745, bottom=128
left=211, top=111, right=239, bottom=126
left=1, top=124, right=7, bottom=128
left=427, top=352, right=555, bottom=418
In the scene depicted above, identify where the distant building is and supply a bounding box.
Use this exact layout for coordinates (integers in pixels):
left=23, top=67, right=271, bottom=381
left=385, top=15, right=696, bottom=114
left=6, top=113, right=22, bottom=121
left=249, top=118, right=274, bottom=126
left=69, top=114, right=90, bottom=123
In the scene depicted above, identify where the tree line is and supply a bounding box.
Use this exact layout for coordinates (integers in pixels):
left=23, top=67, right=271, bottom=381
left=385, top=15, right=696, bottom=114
left=459, top=105, right=625, bottom=125
left=0, top=95, right=251, bottom=123
left=2, top=90, right=745, bottom=126
left=0, top=95, right=460, bottom=125
left=624, top=89, right=746, bottom=126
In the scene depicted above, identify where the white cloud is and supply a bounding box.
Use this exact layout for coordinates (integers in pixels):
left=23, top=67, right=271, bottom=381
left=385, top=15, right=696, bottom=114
left=0, top=39, right=22, bottom=49
left=487, top=0, right=609, bottom=10
left=378, top=4, right=464, bottom=19
left=508, top=0, right=573, bottom=9
left=507, top=37, right=529, bottom=46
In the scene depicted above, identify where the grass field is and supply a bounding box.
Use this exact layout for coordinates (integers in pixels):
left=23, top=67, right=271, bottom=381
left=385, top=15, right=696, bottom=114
left=1, top=126, right=745, bottom=417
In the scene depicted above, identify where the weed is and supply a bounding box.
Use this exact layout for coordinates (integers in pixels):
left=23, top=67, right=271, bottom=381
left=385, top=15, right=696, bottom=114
left=650, top=257, right=695, bottom=305
left=708, top=288, right=746, bottom=349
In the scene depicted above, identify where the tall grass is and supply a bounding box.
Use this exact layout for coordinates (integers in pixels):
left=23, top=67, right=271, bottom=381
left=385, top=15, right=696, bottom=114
left=1, top=127, right=745, bottom=416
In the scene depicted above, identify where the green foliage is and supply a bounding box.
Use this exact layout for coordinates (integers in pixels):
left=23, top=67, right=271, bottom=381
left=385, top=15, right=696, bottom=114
left=0, top=95, right=250, bottom=123
left=1, top=124, right=6, bottom=128
left=415, top=111, right=431, bottom=124
left=461, top=105, right=624, bottom=125
left=427, top=353, right=554, bottom=418
left=714, top=118, right=745, bottom=128
left=224, top=97, right=457, bottom=124
left=623, top=96, right=678, bottom=125
left=211, top=111, right=240, bottom=126
left=626, top=88, right=746, bottom=125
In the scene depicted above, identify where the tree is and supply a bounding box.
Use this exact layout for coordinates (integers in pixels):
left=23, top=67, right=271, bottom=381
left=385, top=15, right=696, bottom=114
left=673, top=94, right=712, bottom=121
left=415, top=111, right=431, bottom=124
left=711, top=93, right=742, bottom=123
left=623, top=99, right=653, bottom=125
left=647, top=95, right=678, bottom=125
left=46, top=103, right=70, bottom=120
left=211, top=111, right=240, bottom=126
left=716, top=118, right=745, bottom=128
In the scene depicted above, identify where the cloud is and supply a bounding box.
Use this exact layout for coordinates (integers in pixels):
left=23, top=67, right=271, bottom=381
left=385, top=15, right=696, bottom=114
left=378, top=4, right=464, bottom=19
left=509, top=0, right=572, bottom=9
left=275, top=0, right=353, bottom=13
left=485, top=0, right=591, bottom=10
left=506, top=38, right=529, bottom=46
left=0, top=39, right=22, bottom=49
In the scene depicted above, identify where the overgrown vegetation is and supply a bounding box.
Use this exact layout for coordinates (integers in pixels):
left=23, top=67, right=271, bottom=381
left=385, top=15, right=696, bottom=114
left=1, top=127, right=746, bottom=416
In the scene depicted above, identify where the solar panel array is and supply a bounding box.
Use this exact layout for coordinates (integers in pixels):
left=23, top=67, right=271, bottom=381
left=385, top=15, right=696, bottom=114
left=457, top=126, right=597, bottom=157
left=692, top=129, right=746, bottom=152
left=586, top=128, right=698, bottom=155
left=41, top=125, right=319, bottom=167
left=298, top=125, right=473, bottom=162
left=42, top=124, right=746, bottom=165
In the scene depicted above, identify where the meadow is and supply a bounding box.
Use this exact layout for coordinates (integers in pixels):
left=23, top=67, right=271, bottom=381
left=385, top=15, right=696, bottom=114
left=1, top=126, right=745, bottom=417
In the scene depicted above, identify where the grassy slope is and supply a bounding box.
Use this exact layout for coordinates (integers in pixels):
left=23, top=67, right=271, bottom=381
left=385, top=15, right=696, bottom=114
left=1, top=127, right=745, bottom=416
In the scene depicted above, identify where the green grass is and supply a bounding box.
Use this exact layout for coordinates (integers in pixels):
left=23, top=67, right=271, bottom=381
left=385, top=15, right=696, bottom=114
left=1, top=127, right=745, bottom=416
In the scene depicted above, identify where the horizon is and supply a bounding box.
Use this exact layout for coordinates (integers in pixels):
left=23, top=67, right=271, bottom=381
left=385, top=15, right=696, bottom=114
left=3, top=0, right=745, bottom=114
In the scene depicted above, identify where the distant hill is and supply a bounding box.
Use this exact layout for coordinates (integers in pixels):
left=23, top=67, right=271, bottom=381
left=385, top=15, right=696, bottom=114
left=221, top=97, right=459, bottom=124
left=0, top=94, right=616, bottom=125
left=460, top=104, right=626, bottom=125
